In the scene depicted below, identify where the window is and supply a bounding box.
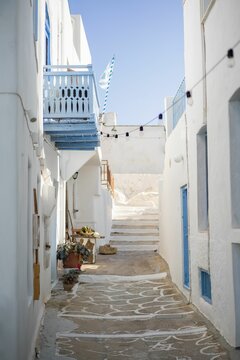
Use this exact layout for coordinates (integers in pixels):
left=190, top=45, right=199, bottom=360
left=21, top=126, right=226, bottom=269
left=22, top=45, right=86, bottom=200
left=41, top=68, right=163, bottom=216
left=197, top=127, right=209, bottom=231
left=27, top=160, right=33, bottom=302
left=229, top=88, right=240, bottom=228
left=45, top=4, right=51, bottom=65
left=200, top=269, right=212, bottom=303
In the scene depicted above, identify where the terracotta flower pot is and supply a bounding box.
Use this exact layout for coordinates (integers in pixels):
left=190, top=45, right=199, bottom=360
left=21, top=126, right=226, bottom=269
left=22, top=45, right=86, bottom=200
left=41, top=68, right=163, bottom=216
left=63, top=282, right=74, bottom=291
left=63, top=252, right=81, bottom=268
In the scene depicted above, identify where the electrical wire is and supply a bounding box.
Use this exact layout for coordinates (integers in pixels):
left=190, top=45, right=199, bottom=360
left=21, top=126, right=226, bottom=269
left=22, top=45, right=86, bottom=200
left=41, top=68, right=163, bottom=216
left=100, top=38, right=240, bottom=138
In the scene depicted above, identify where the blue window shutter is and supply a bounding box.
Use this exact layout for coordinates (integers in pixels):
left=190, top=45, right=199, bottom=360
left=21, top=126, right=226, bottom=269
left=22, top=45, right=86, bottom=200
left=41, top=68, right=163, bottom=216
left=200, top=269, right=212, bottom=303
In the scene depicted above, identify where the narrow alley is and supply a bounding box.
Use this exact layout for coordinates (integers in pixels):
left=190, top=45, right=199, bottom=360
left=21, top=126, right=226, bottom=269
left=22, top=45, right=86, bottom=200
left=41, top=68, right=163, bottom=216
left=39, top=206, right=235, bottom=360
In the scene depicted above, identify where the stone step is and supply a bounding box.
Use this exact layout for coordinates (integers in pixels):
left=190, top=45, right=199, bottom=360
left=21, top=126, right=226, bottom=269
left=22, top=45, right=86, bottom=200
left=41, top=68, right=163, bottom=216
left=110, top=235, right=159, bottom=241
left=113, top=213, right=159, bottom=220
left=110, top=240, right=159, bottom=246
left=111, top=228, right=158, bottom=235
left=112, top=219, right=159, bottom=226
left=111, top=229, right=159, bottom=235
left=112, top=224, right=159, bottom=230
left=110, top=244, right=159, bottom=251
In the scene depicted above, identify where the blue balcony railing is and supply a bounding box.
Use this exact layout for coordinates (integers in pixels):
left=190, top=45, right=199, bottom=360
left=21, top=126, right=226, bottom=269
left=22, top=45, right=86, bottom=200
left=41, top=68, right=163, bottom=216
left=43, top=65, right=100, bottom=150
left=172, top=78, right=186, bottom=128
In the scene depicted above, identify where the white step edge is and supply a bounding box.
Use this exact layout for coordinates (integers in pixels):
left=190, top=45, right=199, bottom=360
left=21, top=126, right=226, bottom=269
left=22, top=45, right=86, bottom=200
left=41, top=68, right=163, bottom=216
left=79, top=272, right=167, bottom=283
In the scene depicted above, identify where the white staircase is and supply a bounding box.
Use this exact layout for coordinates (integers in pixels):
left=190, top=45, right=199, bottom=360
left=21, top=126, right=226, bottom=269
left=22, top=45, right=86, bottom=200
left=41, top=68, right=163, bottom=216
left=110, top=206, right=159, bottom=252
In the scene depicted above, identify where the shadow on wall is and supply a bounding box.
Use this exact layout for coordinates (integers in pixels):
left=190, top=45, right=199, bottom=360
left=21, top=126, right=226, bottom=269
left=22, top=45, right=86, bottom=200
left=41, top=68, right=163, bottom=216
left=114, top=189, right=159, bottom=208
left=113, top=174, right=160, bottom=208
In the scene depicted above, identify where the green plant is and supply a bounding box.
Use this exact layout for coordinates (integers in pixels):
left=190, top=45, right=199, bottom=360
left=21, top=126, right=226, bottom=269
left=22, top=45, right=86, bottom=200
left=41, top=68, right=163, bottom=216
left=76, top=226, right=100, bottom=238
left=57, top=241, right=90, bottom=261
left=62, top=272, right=78, bottom=284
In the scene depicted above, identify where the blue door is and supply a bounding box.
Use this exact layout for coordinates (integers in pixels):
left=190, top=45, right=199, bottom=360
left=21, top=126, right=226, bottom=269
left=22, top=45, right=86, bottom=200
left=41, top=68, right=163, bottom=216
left=181, top=186, right=190, bottom=288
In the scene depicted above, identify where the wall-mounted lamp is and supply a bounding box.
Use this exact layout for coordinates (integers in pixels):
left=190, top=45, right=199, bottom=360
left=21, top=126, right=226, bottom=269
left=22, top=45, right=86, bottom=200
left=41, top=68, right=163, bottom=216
left=186, top=90, right=193, bottom=106
left=227, top=48, right=235, bottom=68
left=72, top=172, right=78, bottom=180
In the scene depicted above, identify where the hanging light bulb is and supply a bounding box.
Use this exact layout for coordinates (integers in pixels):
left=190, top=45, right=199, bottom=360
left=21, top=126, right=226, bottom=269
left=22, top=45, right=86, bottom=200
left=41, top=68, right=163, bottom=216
left=106, top=134, right=110, bottom=138
left=115, top=134, right=118, bottom=139
left=186, top=90, right=193, bottom=106
left=100, top=131, right=103, bottom=135
left=227, top=48, right=235, bottom=68
left=126, top=132, right=130, bottom=142
left=139, top=125, right=144, bottom=136
left=158, top=113, right=163, bottom=120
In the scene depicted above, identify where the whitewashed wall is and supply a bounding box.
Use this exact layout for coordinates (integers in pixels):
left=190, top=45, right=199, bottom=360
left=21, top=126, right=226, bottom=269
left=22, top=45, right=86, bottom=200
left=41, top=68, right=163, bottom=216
left=0, top=1, right=96, bottom=359
left=160, top=0, right=240, bottom=348
left=66, top=152, right=113, bottom=246
left=159, top=114, right=189, bottom=295
left=0, top=1, right=45, bottom=359
left=101, top=124, right=165, bottom=206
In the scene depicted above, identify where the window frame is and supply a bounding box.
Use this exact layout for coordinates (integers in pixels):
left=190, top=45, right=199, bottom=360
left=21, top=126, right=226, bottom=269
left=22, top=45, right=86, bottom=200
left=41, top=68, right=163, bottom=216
left=200, top=268, right=212, bottom=304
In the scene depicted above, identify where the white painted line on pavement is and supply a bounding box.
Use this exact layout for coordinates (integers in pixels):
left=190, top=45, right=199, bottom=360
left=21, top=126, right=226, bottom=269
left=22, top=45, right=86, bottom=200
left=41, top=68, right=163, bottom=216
left=58, top=312, right=194, bottom=320
left=79, top=272, right=167, bottom=283
left=57, top=326, right=207, bottom=339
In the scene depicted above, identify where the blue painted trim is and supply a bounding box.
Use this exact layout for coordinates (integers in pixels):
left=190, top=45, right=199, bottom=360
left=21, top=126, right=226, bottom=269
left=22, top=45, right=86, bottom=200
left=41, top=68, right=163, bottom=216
left=43, top=123, right=97, bottom=134
left=181, top=185, right=190, bottom=289
left=200, top=269, right=212, bottom=304
left=55, top=142, right=100, bottom=150
left=50, top=135, right=99, bottom=143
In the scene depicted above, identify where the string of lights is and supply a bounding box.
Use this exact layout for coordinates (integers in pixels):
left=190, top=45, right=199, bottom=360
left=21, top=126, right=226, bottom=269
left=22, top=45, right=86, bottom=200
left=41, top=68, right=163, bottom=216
left=100, top=39, right=240, bottom=139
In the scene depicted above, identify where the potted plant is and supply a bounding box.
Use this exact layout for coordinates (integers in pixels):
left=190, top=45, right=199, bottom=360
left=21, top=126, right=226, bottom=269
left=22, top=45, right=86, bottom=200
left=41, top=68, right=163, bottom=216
left=75, top=226, right=100, bottom=238
left=62, top=271, right=78, bottom=291
left=57, top=241, right=90, bottom=268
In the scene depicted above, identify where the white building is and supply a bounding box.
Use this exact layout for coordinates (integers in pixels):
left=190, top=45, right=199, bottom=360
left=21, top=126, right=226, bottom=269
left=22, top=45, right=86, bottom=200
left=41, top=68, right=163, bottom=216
left=160, top=0, right=240, bottom=348
left=101, top=119, right=165, bottom=207
left=0, top=1, right=112, bottom=359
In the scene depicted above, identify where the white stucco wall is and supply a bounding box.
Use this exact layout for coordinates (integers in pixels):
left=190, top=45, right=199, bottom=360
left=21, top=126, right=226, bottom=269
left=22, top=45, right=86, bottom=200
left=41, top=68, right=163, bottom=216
left=184, top=0, right=240, bottom=347
left=66, top=152, right=113, bottom=245
left=0, top=1, right=97, bottom=359
left=201, top=0, right=240, bottom=347
left=101, top=124, right=165, bottom=206
left=101, top=125, right=165, bottom=174
left=160, top=0, right=240, bottom=347
left=159, top=114, right=189, bottom=295
left=71, top=15, right=92, bottom=65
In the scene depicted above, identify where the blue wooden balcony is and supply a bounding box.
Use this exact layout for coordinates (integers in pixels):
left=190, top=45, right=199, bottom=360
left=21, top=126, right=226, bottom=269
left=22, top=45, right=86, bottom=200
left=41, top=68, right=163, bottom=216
left=43, top=65, right=100, bottom=150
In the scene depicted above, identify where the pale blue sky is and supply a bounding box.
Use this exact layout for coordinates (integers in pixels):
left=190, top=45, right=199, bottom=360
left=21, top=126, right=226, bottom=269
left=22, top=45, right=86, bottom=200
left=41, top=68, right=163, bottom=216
left=68, top=0, right=184, bottom=125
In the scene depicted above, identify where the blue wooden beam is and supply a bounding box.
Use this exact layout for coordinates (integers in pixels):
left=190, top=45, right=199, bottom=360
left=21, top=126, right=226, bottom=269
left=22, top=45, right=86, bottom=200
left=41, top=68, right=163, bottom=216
left=50, top=135, right=99, bottom=143
left=55, top=141, right=100, bottom=150
left=44, top=123, right=98, bottom=134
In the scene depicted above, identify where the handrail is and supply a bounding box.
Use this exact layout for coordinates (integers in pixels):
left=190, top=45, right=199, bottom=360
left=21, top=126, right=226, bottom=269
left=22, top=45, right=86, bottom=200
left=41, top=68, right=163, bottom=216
left=43, top=65, right=100, bottom=109
left=43, top=64, right=100, bottom=118
left=101, top=160, right=114, bottom=196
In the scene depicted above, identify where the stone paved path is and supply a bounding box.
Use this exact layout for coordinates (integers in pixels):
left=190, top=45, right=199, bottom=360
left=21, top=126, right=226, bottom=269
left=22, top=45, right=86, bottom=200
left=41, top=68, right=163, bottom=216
left=39, top=252, right=237, bottom=360
left=39, top=207, right=239, bottom=359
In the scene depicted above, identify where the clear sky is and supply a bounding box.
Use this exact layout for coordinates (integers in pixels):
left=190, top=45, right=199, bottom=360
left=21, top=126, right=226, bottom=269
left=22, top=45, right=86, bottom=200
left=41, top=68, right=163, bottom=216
left=68, top=0, right=184, bottom=125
